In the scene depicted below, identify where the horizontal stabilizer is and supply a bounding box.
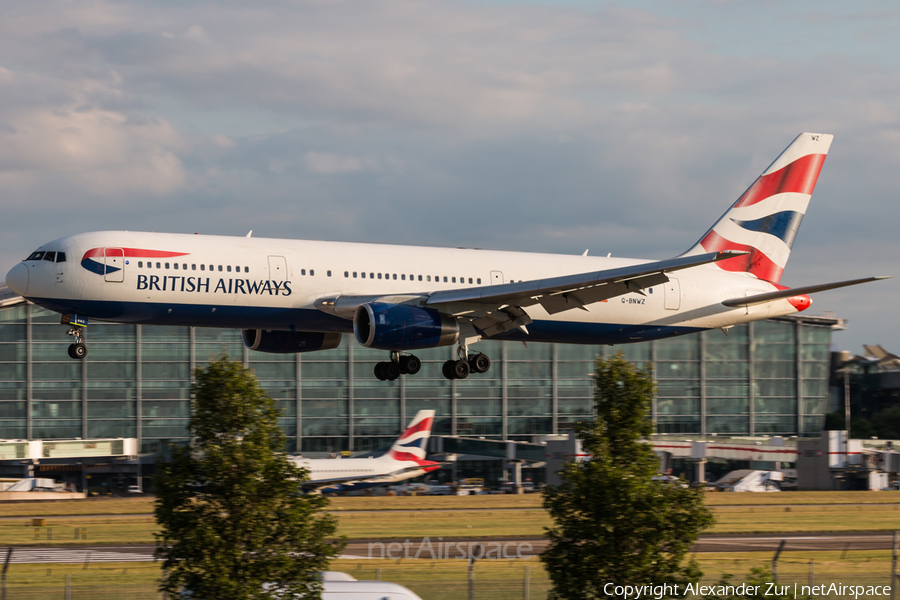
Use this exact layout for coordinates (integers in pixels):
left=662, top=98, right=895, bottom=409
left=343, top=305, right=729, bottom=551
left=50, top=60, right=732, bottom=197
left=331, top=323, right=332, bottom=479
left=722, top=276, right=891, bottom=308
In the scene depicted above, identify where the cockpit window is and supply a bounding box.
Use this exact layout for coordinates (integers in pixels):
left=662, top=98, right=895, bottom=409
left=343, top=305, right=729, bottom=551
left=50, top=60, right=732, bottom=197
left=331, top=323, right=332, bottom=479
left=27, top=251, right=44, bottom=261
left=43, top=252, right=56, bottom=262
left=56, top=252, right=66, bottom=263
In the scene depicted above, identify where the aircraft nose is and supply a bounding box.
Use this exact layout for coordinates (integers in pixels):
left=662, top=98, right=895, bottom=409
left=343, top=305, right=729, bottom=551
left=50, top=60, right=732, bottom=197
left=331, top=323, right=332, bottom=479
left=5, top=263, right=29, bottom=296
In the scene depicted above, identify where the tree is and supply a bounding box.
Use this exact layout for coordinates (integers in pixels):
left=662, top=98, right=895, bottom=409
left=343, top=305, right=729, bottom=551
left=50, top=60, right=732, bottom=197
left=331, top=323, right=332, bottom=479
left=154, top=356, right=343, bottom=599
left=541, top=354, right=715, bottom=599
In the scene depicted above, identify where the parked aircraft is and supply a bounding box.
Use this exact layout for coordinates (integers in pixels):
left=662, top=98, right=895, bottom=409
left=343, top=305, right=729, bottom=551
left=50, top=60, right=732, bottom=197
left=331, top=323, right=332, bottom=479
left=293, top=410, right=439, bottom=493
left=4, top=133, right=886, bottom=380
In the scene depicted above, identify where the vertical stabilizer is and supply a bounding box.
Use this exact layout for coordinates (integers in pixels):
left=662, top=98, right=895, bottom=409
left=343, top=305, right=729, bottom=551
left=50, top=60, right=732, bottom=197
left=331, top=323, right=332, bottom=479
left=683, top=133, right=833, bottom=283
left=387, top=410, right=435, bottom=462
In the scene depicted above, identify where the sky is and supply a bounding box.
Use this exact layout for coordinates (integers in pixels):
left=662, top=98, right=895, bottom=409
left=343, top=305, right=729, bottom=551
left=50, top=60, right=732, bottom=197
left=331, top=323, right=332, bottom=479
left=0, top=0, right=897, bottom=353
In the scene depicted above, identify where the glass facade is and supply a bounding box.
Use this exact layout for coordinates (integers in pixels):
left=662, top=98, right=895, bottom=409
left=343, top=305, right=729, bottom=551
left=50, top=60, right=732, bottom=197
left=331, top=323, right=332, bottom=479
left=0, top=302, right=839, bottom=453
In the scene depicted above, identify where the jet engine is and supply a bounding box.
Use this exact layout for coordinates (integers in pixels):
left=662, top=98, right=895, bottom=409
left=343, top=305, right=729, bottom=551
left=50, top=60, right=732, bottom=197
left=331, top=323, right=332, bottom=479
left=241, top=329, right=342, bottom=354
left=354, top=303, right=459, bottom=350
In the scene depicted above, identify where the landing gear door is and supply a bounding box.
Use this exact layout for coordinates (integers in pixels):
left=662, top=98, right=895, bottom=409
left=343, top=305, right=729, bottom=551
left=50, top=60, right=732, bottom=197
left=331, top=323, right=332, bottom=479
left=664, top=278, right=680, bottom=310
left=104, top=248, right=125, bottom=283
left=490, top=270, right=504, bottom=285
left=268, top=255, right=288, bottom=282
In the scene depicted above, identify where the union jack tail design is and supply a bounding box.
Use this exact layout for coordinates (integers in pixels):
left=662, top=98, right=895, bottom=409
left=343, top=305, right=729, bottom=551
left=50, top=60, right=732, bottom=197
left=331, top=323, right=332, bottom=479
left=683, top=133, right=833, bottom=283
left=387, top=410, right=435, bottom=462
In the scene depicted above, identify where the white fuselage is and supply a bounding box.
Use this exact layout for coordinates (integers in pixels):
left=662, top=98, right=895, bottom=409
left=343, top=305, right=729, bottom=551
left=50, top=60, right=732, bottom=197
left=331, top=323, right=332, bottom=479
left=9, top=230, right=802, bottom=345
left=292, top=456, right=439, bottom=492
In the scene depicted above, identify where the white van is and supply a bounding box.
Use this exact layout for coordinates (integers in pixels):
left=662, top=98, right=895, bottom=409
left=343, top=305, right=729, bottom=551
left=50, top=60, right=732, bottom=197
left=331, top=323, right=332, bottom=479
left=183, top=572, right=422, bottom=599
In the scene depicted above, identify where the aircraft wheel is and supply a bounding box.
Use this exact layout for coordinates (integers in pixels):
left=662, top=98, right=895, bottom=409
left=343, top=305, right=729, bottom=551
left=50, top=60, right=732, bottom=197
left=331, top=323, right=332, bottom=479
left=383, top=362, right=401, bottom=381
left=399, top=355, right=421, bottom=375
left=469, top=353, right=491, bottom=374
left=72, top=343, right=88, bottom=359
left=452, top=359, right=470, bottom=380
left=374, top=362, right=387, bottom=381
left=442, top=360, right=456, bottom=380
left=67, top=344, right=77, bottom=359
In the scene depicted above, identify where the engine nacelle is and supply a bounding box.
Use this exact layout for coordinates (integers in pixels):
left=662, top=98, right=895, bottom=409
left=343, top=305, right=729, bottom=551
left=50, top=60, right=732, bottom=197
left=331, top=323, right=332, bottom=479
left=241, top=329, right=342, bottom=354
left=354, top=303, right=459, bottom=350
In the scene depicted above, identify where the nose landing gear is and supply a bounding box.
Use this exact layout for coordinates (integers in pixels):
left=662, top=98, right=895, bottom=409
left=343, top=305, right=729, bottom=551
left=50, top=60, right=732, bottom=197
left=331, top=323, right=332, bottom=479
left=62, top=314, right=88, bottom=360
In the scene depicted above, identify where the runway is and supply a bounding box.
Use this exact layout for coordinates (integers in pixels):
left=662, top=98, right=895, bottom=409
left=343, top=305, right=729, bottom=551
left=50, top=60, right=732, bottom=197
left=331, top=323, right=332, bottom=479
left=4, top=532, right=898, bottom=563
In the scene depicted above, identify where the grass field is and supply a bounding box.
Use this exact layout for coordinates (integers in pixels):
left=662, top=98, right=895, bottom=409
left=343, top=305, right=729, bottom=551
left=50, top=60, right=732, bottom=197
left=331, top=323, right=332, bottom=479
left=3, top=500, right=900, bottom=546
left=0, top=551, right=895, bottom=600
left=2, top=490, right=899, bottom=519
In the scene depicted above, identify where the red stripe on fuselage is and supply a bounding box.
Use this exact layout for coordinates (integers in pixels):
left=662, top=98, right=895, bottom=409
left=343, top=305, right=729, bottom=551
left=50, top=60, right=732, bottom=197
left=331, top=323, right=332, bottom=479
left=82, top=247, right=190, bottom=260
left=734, top=153, right=826, bottom=208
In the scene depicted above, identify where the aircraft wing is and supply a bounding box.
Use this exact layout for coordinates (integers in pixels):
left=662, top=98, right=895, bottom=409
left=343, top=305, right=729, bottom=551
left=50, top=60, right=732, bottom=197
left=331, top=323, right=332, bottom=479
left=722, top=276, right=891, bottom=307
left=426, top=250, right=745, bottom=311
left=316, top=250, right=745, bottom=337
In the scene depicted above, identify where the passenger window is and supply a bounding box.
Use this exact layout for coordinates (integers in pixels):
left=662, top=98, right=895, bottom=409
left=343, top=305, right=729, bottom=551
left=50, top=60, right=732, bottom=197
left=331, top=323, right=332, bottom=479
left=401, top=274, right=406, bottom=280
left=327, top=270, right=332, bottom=277
left=353, top=272, right=357, bottom=278
left=185, top=264, right=188, bottom=270
left=138, top=261, right=143, bottom=268
left=56, top=253, right=66, bottom=263
left=244, top=267, right=249, bottom=273
left=310, top=269, right=315, bottom=276
left=218, top=265, right=223, bottom=272
left=43, top=252, right=56, bottom=262
left=192, top=264, right=196, bottom=271
left=209, top=265, right=213, bottom=271
left=345, top=271, right=349, bottom=278
left=301, top=269, right=306, bottom=276
left=369, top=272, right=373, bottom=279
left=427, top=276, right=431, bottom=282
left=362, top=272, right=366, bottom=279
left=477, top=278, right=481, bottom=284
left=174, top=263, right=179, bottom=270
left=226, top=266, right=231, bottom=272
left=165, top=263, right=170, bottom=269
left=451, top=277, right=456, bottom=283
left=443, top=276, right=448, bottom=283
left=26, top=252, right=44, bottom=261
left=418, top=275, right=422, bottom=281
left=200, top=264, right=205, bottom=271
left=392, top=274, right=397, bottom=280
left=377, top=273, right=382, bottom=279
left=156, top=262, right=161, bottom=269
left=468, top=278, right=473, bottom=284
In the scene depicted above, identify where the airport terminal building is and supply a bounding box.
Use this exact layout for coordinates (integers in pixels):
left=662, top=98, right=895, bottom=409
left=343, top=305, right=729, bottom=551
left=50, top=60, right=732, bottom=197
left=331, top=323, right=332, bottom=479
left=0, top=284, right=843, bottom=458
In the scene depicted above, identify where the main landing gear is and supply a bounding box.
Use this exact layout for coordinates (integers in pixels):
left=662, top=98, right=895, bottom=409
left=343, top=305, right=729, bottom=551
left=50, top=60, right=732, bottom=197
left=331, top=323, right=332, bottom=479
left=441, top=347, right=491, bottom=380
left=374, top=352, right=422, bottom=381
left=62, top=314, right=88, bottom=360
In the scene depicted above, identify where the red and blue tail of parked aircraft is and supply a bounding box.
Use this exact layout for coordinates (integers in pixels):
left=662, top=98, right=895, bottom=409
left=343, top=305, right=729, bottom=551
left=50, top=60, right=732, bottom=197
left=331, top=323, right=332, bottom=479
left=388, top=410, right=435, bottom=462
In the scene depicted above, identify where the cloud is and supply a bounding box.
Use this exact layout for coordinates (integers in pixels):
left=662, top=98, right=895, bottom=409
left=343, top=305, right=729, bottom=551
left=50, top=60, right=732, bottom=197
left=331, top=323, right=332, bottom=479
left=0, top=0, right=898, bottom=351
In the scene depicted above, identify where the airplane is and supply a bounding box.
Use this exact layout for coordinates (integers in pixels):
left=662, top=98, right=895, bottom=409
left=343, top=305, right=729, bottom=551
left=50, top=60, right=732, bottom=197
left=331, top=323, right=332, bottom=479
left=4, top=132, right=888, bottom=380
left=293, top=410, right=439, bottom=493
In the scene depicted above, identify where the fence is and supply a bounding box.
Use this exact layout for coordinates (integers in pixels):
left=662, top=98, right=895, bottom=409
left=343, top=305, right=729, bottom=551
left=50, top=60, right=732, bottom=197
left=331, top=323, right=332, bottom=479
left=0, top=553, right=897, bottom=599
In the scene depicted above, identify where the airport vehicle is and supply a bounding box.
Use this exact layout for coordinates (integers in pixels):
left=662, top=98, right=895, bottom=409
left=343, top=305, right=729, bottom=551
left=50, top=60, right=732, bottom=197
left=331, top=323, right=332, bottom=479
left=292, top=410, right=439, bottom=493
left=5, top=133, right=887, bottom=380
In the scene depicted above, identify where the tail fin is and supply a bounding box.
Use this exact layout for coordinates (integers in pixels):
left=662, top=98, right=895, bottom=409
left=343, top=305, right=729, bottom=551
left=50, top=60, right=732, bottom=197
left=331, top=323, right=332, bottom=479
left=387, top=410, right=435, bottom=461
left=683, top=132, right=833, bottom=283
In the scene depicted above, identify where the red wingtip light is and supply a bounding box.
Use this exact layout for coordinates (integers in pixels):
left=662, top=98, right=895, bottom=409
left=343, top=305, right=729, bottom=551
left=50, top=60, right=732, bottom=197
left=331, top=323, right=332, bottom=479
left=787, top=294, right=812, bottom=312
